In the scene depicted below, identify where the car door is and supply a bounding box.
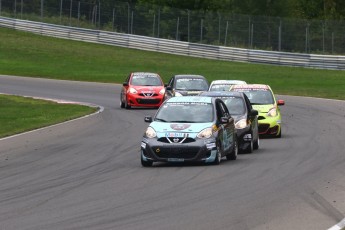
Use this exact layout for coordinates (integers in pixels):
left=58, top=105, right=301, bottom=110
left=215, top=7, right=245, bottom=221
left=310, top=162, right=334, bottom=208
left=215, top=99, right=234, bottom=155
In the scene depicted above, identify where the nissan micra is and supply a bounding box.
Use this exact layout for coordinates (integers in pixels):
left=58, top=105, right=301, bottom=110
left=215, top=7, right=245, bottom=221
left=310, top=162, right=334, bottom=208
left=141, top=96, right=238, bottom=167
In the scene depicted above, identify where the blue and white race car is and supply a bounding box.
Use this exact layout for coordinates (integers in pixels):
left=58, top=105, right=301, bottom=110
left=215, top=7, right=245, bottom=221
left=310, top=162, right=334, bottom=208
left=141, top=96, right=238, bottom=167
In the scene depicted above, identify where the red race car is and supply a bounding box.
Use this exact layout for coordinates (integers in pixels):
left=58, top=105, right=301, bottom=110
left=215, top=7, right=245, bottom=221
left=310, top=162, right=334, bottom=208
left=120, top=72, right=165, bottom=109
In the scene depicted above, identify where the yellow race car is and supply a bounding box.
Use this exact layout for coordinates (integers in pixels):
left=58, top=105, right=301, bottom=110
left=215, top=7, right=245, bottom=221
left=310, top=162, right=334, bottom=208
left=231, top=84, right=284, bottom=138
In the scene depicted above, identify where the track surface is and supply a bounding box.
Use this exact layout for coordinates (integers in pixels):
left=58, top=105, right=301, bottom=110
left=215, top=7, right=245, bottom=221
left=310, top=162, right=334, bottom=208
left=0, top=75, right=344, bottom=230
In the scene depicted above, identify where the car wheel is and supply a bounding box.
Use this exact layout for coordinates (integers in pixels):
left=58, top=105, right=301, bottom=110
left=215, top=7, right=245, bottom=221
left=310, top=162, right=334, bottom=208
left=253, top=136, right=259, bottom=150
left=276, top=128, right=282, bottom=138
left=120, top=99, right=125, bottom=108
left=246, top=138, right=254, bottom=153
left=226, top=139, right=238, bottom=160
left=125, top=97, right=131, bottom=109
left=141, top=153, right=153, bottom=167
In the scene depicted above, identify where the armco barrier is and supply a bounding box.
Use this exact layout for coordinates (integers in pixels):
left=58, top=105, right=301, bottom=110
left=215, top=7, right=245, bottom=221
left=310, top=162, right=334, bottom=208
left=1, top=16, right=344, bottom=70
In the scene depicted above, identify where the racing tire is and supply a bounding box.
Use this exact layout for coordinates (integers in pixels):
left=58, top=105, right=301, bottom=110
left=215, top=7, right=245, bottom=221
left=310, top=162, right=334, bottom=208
left=226, top=139, right=238, bottom=161
left=141, top=155, right=153, bottom=167
left=125, top=97, right=131, bottom=109
left=276, top=128, right=282, bottom=138
left=253, top=137, right=259, bottom=150
left=246, top=138, right=254, bottom=154
left=120, top=100, right=125, bottom=108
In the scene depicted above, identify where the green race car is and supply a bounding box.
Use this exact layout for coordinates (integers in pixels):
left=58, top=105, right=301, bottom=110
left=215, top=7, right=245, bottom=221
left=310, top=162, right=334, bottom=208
left=231, top=84, right=285, bottom=138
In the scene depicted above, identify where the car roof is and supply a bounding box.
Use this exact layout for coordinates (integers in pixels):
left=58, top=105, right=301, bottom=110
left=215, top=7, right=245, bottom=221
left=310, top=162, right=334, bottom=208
left=231, top=84, right=271, bottom=90
left=166, top=96, right=213, bottom=104
left=210, top=80, right=247, bottom=85
left=174, top=74, right=206, bottom=79
left=200, top=91, right=244, bottom=98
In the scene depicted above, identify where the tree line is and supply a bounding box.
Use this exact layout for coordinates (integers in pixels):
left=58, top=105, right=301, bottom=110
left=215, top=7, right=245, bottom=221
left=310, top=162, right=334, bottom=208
left=133, top=0, right=344, bottom=20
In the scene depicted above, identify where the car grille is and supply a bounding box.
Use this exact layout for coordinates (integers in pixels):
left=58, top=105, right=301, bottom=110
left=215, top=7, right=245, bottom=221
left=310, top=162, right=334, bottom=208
left=151, top=146, right=200, bottom=159
left=157, top=137, right=195, bottom=144
left=139, top=93, right=158, bottom=97
left=136, top=98, right=161, bottom=104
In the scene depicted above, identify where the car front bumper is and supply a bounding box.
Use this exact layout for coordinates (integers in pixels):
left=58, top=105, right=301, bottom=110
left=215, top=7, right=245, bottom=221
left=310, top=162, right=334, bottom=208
left=141, top=137, right=218, bottom=163
left=258, top=114, right=282, bottom=136
left=127, top=94, right=163, bottom=107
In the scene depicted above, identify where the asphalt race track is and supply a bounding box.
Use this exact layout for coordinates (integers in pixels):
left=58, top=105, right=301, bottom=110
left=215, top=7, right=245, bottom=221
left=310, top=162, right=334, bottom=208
left=0, top=75, right=344, bottom=230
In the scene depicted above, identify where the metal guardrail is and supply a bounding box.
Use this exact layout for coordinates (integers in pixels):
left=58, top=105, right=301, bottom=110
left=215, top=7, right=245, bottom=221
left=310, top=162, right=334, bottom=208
left=1, top=17, right=344, bottom=70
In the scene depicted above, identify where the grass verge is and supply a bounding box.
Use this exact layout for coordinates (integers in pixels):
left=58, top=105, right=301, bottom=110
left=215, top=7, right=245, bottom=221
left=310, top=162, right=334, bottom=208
left=0, top=27, right=344, bottom=100
left=0, top=94, right=98, bottom=138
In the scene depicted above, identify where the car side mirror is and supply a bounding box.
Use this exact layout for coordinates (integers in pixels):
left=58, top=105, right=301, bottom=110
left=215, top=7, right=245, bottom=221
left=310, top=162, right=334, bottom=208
left=166, top=86, right=172, bottom=90
left=144, top=116, right=152, bottom=123
left=277, top=100, right=285, bottom=106
left=220, top=117, right=229, bottom=124
left=250, top=109, right=258, bottom=116
left=123, top=82, right=128, bottom=86
left=164, top=83, right=168, bottom=87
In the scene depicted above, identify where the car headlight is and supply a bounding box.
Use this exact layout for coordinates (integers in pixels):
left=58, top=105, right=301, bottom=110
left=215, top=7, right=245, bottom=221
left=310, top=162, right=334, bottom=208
left=235, top=119, right=248, bottom=129
left=145, top=127, right=157, bottom=138
left=197, top=127, right=213, bottom=139
left=267, top=107, right=278, bottom=117
left=128, top=87, right=138, bottom=94
left=174, top=92, right=183, bottom=97
left=159, top=88, right=165, bottom=95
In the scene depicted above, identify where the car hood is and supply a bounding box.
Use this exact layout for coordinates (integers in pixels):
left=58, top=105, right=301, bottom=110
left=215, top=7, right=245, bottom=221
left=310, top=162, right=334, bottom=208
left=252, top=104, right=275, bottom=113
left=132, top=86, right=164, bottom=93
left=150, top=121, right=213, bottom=138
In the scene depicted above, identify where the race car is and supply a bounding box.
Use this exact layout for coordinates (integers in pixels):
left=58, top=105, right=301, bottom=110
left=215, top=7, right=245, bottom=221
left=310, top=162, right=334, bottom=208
left=120, top=72, right=165, bottom=109
left=200, top=91, right=259, bottom=153
left=231, top=84, right=285, bottom=138
left=208, top=80, right=247, bottom=91
left=164, top=74, right=209, bottom=100
left=141, top=96, right=238, bottom=167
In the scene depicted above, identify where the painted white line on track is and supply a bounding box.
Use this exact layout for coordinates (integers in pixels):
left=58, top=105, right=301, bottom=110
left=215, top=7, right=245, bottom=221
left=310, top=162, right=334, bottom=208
left=328, top=218, right=345, bottom=230
left=0, top=93, right=104, bottom=141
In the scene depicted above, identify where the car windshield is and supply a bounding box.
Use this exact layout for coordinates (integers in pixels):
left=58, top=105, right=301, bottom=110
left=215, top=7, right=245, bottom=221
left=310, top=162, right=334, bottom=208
left=175, top=78, right=208, bottom=91
left=131, top=75, right=162, bottom=86
left=209, top=84, right=233, bottom=91
left=155, top=102, right=214, bottom=123
left=222, top=97, right=246, bottom=115
left=239, top=90, right=274, bottom=104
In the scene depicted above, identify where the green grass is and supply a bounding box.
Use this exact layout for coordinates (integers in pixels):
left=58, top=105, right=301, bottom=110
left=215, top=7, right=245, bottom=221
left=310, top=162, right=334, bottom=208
left=0, top=94, right=98, bottom=138
left=0, top=27, right=344, bottom=100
